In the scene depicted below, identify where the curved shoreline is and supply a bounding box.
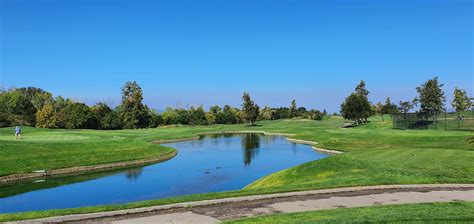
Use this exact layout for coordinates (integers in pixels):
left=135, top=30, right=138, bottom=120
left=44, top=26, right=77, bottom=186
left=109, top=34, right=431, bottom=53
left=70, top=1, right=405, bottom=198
left=285, top=137, right=344, bottom=154
left=0, top=131, right=342, bottom=184
left=0, top=150, right=177, bottom=184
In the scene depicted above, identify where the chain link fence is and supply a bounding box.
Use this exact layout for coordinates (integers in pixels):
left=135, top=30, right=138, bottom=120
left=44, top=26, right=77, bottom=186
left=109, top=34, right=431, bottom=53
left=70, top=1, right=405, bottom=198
left=393, top=109, right=474, bottom=131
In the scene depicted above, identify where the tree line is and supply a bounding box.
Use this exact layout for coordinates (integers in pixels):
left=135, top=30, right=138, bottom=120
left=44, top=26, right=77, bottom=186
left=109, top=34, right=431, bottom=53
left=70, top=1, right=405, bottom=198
left=0, top=81, right=326, bottom=129
left=340, top=77, right=472, bottom=125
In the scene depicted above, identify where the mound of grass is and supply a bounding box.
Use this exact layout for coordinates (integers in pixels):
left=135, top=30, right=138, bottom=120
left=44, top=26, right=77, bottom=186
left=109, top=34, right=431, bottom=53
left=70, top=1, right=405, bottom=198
left=247, top=148, right=474, bottom=190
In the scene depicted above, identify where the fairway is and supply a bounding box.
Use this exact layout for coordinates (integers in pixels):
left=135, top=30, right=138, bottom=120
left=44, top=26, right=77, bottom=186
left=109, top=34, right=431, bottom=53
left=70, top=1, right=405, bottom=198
left=0, top=117, right=473, bottom=221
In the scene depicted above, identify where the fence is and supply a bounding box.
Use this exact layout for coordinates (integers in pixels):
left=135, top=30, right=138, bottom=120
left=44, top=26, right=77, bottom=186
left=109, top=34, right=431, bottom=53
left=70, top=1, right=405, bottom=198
left=392, top=109, right=474, bottom=131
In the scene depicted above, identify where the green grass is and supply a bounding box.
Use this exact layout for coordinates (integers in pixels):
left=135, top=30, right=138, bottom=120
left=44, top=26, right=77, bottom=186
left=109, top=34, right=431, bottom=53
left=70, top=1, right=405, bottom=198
left=225, top=201, right=474, bottom=223
left=0, top=116, right=473, bottom=221
left=0, top=127, right=178, bottom=176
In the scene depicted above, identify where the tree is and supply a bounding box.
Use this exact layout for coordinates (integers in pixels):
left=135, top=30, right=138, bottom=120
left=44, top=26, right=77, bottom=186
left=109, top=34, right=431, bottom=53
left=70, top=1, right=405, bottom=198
left=118, top=81, right=150, bottom=129
left=290, top=99, right=297, bottom=118
left=205, top=112, right=216, bottom=125
left=322, top=109, right=328, bottom=117
left=297, top=107, right=307, bottom=117
left=175, top=108, right=189, bottom=124
left=91, top=102, right=113, bottom=129
left=259, top=106, right=275, bottom=120
left=309, top=109, right=323, bottom=120
left=274, top=107, right=290, bottom=119
left=416, top=77, right=445, bottom=114
left=398, top=100, right=414, bottom=114
left=222, top=105, right=238, bottom=124
left=188, top=106, right=207, bottom=125
left=241, top=92, right=259, bottom=126
left=148, top=109, right=163, bottom=127
left=0, top=90, right=37, bottom=126
left=382, top=97, right=398, bottom=119
left=209, top=105, right=227, bottom=124
left=340, top=93, right=371, bottom=125
left=101, top=111, right=122, bottom=130
left=35, top=103, right=58, bottom=128
left=451, top=87, right=470, bottom=114
left=355, top=80, right=369, bottom=98
left=62, top=102, right=95, bottom=129
left=375, top=101, right=384, bottom=120
left=162, top=107, right=178, bottom=125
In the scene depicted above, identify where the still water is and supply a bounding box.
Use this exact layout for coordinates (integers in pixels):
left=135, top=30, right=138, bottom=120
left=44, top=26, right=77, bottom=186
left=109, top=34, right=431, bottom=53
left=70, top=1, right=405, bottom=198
left=0, top=133, right=327, bottom=213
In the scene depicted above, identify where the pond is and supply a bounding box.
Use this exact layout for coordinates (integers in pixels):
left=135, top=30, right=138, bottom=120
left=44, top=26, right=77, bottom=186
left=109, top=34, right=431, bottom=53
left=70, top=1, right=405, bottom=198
left=0, top=133, right=328, bottom=213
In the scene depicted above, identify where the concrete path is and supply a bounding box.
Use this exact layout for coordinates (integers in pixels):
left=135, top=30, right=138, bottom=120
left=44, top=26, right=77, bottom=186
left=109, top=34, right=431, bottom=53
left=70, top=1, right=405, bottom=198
left=12, top=184, right=474, bottom=224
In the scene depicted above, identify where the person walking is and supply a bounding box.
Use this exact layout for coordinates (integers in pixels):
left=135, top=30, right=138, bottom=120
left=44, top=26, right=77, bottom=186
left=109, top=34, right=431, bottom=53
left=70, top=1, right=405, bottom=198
left=15, top=126, right=21, bottom=139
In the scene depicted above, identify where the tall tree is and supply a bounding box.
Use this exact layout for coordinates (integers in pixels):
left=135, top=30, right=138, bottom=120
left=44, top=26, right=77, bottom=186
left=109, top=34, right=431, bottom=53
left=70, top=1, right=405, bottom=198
left=241, top=92, right=259, bottom=126
left=451, top=87, right=470, bottom=114
left=118, top=81, right=150, bottom=129
left=416, top=77, right=445, bottom=114
left=289, top=99, right=297, bottom=118
left=355, top=80, right=370, bottom=98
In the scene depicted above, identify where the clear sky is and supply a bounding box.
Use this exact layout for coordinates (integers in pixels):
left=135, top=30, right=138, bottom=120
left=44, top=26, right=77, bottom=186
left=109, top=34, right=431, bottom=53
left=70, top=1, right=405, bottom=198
left=1, top=0, right=472, bottom=112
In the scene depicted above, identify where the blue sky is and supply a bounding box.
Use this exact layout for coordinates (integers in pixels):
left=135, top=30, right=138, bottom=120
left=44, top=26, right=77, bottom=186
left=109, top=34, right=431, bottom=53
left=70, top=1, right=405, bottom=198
left=0, top=0, right=472, bottom=112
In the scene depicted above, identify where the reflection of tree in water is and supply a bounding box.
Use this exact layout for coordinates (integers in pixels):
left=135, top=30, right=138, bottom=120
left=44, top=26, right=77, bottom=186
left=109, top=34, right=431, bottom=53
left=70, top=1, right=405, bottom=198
left=241, top=133, right=261, bottom=166
left=125, top=169, right=143, bottom=180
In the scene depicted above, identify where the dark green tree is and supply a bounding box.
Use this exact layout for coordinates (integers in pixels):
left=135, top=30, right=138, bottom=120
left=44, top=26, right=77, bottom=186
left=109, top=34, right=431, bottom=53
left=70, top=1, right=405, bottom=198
left=340, top=93, right=371, bottom=125
left=222, top=105, right=238, bottom=124
left=355, top=80, right=370, bottom=98
left=62, top=102, right=95, bottom=129
left=188, top=106, right=207, bottom=125
left=241, top=92, right=259, bottom=126
left=101, top=111, right=122, bottom=130
left=148, top=109, right=163, bottom=128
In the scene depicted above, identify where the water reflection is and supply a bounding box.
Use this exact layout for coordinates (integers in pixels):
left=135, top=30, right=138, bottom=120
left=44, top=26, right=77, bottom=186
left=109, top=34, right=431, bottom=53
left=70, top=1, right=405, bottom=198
left=125, top=168, right=143, bottom=180
left=0, top=134, right=328, bottom=213
left=242, top=133, right=260, bottom=165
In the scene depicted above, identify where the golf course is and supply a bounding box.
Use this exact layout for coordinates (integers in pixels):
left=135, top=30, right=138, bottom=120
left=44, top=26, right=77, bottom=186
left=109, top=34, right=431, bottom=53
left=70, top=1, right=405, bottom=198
left=1, top=0, right=473, bottom=222
left=1, top=116, right=473, bottom=222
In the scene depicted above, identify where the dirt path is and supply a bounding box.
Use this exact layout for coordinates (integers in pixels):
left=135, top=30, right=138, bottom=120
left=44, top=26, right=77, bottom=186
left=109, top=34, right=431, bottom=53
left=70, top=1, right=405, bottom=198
left=12, top=184, right=474, bottom=224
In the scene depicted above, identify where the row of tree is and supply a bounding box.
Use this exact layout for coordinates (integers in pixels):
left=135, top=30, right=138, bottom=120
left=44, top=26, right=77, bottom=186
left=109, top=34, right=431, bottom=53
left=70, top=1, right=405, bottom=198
left=0, top=82, right=326, bottom=129
left=340, top=77, right=472, bottom=124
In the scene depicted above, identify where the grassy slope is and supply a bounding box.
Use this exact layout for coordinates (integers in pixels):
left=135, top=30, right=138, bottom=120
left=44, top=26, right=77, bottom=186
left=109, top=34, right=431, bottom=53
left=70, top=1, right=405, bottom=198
left=0, top=116, right=473, bottom=221
left=225, top=201, right=474, bottom=223
left=246, top=116, right=474, bottom=190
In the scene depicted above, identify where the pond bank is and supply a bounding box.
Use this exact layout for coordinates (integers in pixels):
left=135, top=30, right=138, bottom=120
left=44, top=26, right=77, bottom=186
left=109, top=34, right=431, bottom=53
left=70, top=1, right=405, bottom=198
left=0, top=131, right=341, bottom=184
left=0, top=150, right=177, bottom=184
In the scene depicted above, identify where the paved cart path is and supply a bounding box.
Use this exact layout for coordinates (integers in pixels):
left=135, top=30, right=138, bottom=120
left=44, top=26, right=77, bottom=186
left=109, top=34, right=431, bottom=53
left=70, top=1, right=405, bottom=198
left=13, top=184, right=474, bottom=224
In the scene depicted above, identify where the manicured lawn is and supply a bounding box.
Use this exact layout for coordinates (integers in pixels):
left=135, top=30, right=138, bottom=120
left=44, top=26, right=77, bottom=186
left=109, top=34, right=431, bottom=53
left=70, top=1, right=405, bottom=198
left=0, top=116, right=472, bottom=221
left=225, top=201, right=474, bottom=223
